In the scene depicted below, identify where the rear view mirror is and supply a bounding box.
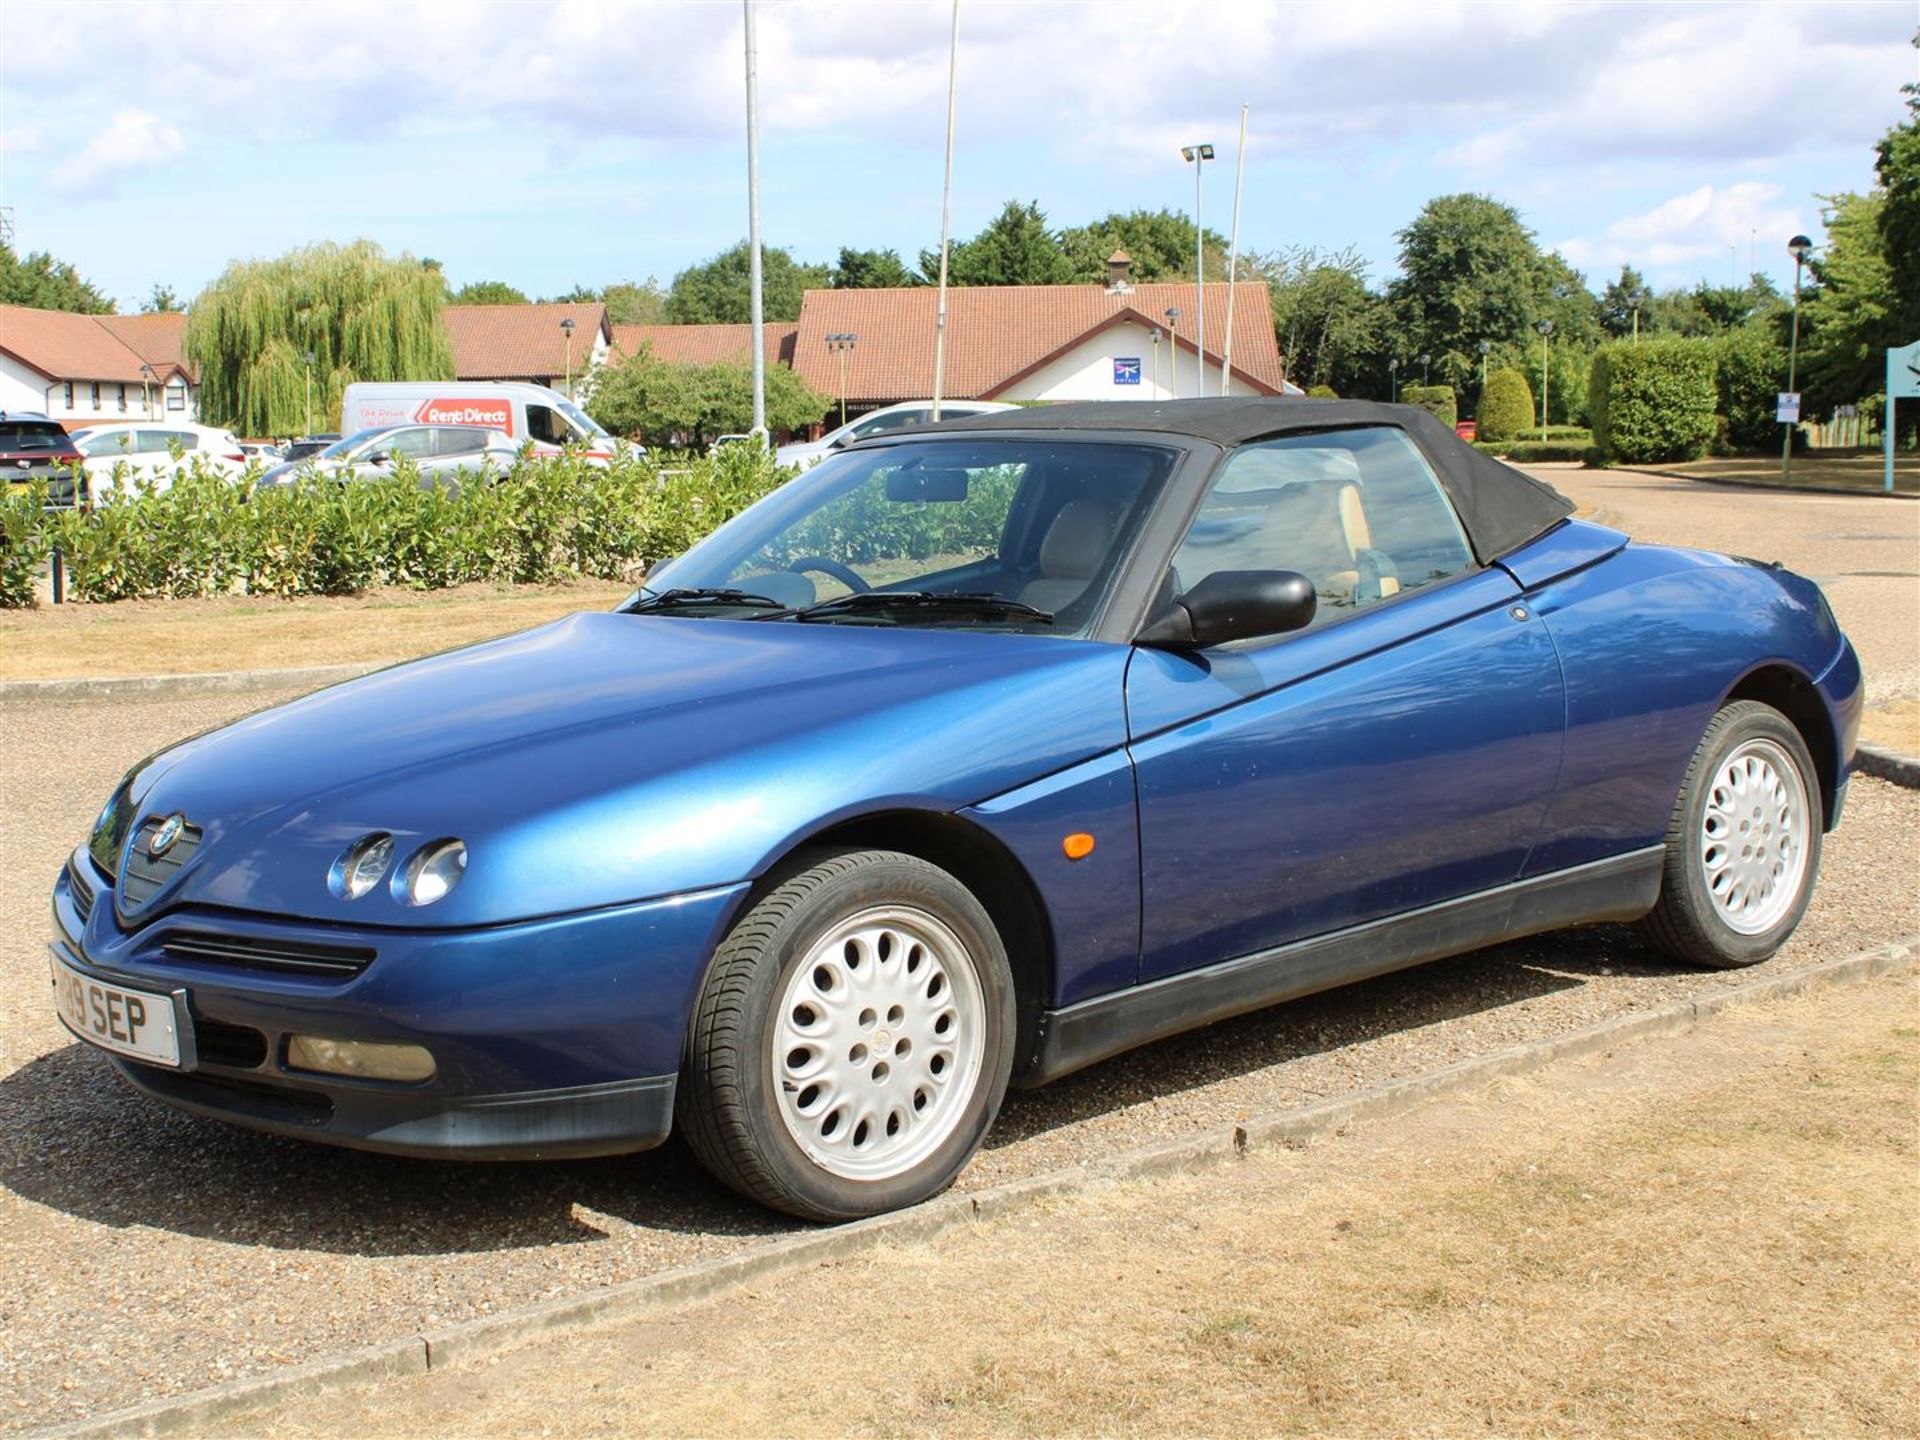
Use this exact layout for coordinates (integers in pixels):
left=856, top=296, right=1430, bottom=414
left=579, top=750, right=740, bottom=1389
left=1136, top=570, right=1316, bottom=648
left=884, top=467, right=970, bottom=504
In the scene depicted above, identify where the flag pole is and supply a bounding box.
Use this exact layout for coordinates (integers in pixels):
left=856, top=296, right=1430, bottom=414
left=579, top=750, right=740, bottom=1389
left=743, top=0, right=766, bottom=440
left=930, top=0, right=960, bottom=421
left=1221, top=103, right=1247, bottom=395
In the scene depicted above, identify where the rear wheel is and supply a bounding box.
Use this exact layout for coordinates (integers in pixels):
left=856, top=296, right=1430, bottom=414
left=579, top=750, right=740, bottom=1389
left=678, top=848, right=1015, bottom=1221
left=1638, top=700, right=1823, bottom=968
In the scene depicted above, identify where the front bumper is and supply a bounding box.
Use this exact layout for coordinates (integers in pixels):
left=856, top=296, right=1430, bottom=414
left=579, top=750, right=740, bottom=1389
left=51, top=852, right=746, bottom=1159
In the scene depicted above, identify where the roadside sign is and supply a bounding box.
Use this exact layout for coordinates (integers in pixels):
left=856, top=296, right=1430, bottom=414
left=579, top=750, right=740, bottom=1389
left=1113, top=357, right=1142, bottom=386
left=1889, top=340, right=1920, bottom=494
left=1776, top=392, right=1801, bottom=424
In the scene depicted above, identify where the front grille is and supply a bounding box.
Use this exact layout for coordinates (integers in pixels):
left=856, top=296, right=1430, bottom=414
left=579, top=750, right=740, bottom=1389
left=160, top=930, right=377, bottom=979
left=194, top=1019, right=270, bottom=1069
left=129, top=1064, right=334, bottom=1127
left=66, top=859, right=98, bottom=926
left=119, top=817, right=203, bottom=913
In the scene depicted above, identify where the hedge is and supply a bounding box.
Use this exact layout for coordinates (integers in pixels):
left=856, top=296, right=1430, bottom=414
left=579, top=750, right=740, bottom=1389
left=1478, top=368, right=1534, bottom=444
left=1714, top=327, right=1788, bottom=452
left=1306, top=384, right=1339, bottom=399
left=1590, top=340, right=1718, bottom=465
left=1498, top=439, right=1596, bottom=463
left=0, top=446, right=790, bottom=608
left=1399, top=384, right=1458, bottom=429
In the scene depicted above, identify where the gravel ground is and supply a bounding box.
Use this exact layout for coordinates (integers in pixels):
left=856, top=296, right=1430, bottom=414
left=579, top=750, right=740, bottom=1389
left=2, top=679, right=1917, bottom=1435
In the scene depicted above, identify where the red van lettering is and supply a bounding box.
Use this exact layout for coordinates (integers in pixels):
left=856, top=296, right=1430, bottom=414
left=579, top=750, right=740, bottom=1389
left=412, top=399, right=514, bottom=436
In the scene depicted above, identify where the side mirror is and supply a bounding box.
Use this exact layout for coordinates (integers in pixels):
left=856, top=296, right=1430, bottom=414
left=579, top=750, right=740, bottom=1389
left=365, top=451, right=391, bottom=466
left=1136, top=570, right=1316, bottom=648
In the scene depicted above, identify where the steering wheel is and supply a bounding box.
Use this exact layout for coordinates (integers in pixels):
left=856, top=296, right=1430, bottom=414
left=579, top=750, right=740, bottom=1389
left=787, top=556, right=870, bottom=594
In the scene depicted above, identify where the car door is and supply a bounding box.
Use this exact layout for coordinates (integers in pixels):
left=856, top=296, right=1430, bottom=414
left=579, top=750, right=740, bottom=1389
left=1126, top=425, right=1566, bottom=982
left=429, top=427, right=490, bottom=486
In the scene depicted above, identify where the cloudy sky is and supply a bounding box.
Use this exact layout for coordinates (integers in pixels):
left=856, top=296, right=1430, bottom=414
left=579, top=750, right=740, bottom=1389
left=2, top=0, right=1913, bottom=309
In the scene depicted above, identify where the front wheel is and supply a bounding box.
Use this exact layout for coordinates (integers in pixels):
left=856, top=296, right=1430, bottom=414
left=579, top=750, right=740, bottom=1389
left=1637, top=700, right=1823, bottom=968
left=677, top=849, right=1016, bottom=1221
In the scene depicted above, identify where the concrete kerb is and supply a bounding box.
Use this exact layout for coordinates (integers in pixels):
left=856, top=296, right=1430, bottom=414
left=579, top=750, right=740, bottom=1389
left=0, top=662, right=390, bottom=703
left=29, top=932, right=1919, bottom=1440
left=1856, top=743, right=1920, bottom=789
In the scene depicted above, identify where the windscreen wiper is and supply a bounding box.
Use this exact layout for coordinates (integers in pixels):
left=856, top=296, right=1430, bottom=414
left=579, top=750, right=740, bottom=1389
left=622, top=587, right=785, bottom=614
left=773, top=591, right=1055, bottom=624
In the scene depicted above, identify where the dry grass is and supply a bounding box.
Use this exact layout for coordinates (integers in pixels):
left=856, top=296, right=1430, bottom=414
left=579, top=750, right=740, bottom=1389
left=1861, top=696, right=1920, bottom=755
left=212, top=975, right=1919, bottom=1440
left=0, top=581, right=631, bottom=680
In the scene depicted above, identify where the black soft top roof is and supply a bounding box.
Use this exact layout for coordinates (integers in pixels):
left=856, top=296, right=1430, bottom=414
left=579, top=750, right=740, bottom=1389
left=921, top=397, right=1575, bottom=563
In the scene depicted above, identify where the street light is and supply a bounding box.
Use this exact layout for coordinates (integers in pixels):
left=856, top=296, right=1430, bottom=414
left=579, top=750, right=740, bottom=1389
left=1477, top=339, right=1492, bottom=396
left=1628, top=289, right=1645, bottom=343
left=560, top=317, right=577, bottom=400
left=138, top=363, right=155, bottom=421
left=302, top=350, right=315, bottom=437
left=1535, top=319, right=1554, bottom=441
left=825, top=333, right=858, bottom=428
left=1387, top=356, right=1399, bottom=403
left=1783, top=234, right=1814, bottom=482
left=1417, top=352, right=1431, bottom=387
left=1163, top=308, right=1181, bottom=398
left=1180, top=142, right=1214, bottom=401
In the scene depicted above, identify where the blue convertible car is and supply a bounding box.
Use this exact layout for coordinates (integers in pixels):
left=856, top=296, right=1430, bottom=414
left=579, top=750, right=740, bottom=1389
left=50, top=399, right=1860, bottom=1219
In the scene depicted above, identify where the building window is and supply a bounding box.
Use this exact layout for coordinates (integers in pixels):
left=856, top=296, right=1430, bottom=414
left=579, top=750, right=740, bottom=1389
left=63, top=382, right=74, bottom=408
left=90, top=382, right=102, bottom=408
left=167, top=382, right=186, bottom=412
left=118, top=383, right=129, bottom=412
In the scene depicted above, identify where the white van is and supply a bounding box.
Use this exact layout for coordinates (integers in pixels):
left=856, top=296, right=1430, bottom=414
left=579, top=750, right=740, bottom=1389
left=339, top=382, right=637, bottom=458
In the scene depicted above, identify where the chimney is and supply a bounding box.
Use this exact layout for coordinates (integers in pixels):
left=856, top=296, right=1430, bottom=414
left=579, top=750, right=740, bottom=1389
left=1106, top=249, right=1134, bottom=294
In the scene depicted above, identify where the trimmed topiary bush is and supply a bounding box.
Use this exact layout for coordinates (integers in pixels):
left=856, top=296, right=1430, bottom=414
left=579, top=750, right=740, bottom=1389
left=1399, top=384, right=1458, bottom=429
left=1478, top=367, right=1535, bottom=444
left=1590, top=340, right=1718, bottom=465
left=1714, top=327, right=1787, bottom=452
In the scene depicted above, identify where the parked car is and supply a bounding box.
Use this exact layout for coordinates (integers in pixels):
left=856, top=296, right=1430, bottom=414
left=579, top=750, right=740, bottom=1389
left=240, top=441, right=285, bottom=466
left=256, top=424, right=521, bottom=488
left=0, top=411, right=84, bottom=506
left=69, top=422, right=247, bottom=501
left=774, top=399, right=1018, bottom=469
left=339, top=382, right=639, bottom=460
left=50, top=398, right=1858, bottom=1222
left=282, top=435, right=339, bottom=464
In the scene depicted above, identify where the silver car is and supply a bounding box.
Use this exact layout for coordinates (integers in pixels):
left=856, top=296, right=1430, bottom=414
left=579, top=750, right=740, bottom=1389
left=257, top=425, right=521, bottom=488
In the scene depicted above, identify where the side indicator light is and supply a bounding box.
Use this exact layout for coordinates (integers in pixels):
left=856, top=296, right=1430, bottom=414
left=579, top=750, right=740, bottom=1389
left=1062, top=832, right=1096, bottom=861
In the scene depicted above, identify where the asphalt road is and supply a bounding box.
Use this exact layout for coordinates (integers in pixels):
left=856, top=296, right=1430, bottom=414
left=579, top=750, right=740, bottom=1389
left=3, top=478, right=1917, bottom=1432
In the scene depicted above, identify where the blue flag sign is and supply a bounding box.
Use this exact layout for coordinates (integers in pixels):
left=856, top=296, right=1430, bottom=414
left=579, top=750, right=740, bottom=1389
left=1114, top=357, right=1142, bottom=386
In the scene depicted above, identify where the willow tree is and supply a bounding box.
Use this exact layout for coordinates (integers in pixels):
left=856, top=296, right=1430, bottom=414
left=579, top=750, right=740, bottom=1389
left=185, top=241, right=455, bottom=435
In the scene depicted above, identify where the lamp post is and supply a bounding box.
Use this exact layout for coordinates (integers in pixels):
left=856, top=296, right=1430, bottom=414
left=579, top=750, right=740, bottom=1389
left=1180, top=142, right=1214, bottom=400
left=1163, top=308, right=1181, bottom=398
left=1149, top=327, right=1162, bottom=396
left=1535, top=319, right=1553, bottom=440
left=825, top=333, right=858, bottom=428
left=302, top=350, right=315, bottom=437
left=1417, top=352, right=1431, bottom=387
left=1477, top=339, right=1491, bottom=397
left=1783, top=234, right=1813, bottom=483
left=138, top=363, right=155, bottom=421
left=1387, top=357, right=1399, bottom=403
left=1628, top=289, right=1644, bottom=343
left=560, top=317, right=577, bottom=400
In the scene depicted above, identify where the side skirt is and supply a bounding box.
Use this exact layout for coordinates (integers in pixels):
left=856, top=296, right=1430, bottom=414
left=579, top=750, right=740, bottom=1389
left=1018, top=846, right=1663, bottom=1088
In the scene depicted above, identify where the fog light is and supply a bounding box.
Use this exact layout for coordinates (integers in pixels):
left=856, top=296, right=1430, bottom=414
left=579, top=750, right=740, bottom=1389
left=287, top=1034, right=436, bottom=1083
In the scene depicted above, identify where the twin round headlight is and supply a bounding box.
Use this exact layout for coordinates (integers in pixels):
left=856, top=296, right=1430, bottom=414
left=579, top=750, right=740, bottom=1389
left=329, top=833, right=467, bottom=906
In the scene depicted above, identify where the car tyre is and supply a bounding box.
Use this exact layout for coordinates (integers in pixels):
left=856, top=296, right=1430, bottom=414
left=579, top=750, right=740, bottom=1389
left=678, top=848, right=1016, bottom=1221
left=1637, top=700, right=1823, bottom=968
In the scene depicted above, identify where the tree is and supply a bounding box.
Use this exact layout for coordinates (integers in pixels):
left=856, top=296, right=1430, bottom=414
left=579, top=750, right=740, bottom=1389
left=1599, top=265, right=1655, bottom=339
left=184, top=240, right=454, bottom=435
left=665, top=243, right=828, bottom=324
left=141, top=284, right=184, bottom=314
left=1389, top=194, right=1550, bottom=391
left=830, top=248, right=921, bottom=289
left=921, top=200, right=1073, bottom=287
left=589, top=345, right=828, bottom=447
left=1875, top=38, right=1920, bottom=348
left=1057, top=208, right=1229, bottom=283
left=601, top=280, right=669, bottom=324
left=1255, top=248, right=1389, bottom=397
left=0, top=243, right=113, bottom=313
left=451, top=280, right=530, bottom=305
left=1797, top=191, right=1895, bottom=409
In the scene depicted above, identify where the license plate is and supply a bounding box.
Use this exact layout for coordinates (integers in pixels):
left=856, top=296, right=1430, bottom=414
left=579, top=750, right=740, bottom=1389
left=50, top=949, right=186, bottom=1068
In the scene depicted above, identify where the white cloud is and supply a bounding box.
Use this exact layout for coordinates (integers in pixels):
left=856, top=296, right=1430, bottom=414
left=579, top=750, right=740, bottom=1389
left=1, top=125, right=41, bottom=156
left=53, top=110, right=185, bottom=198
left=1556, top=182, right=1808, bottom=285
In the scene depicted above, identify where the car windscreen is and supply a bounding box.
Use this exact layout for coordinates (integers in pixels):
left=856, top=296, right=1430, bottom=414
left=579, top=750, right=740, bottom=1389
left=633, top=438, right=1178, bottom=637
left=556, top=398, right=608, bottom=439
left=318, top=427, right=392, bottom=460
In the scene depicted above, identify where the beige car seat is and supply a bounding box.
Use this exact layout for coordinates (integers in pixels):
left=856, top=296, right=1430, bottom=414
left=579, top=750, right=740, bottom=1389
left=1018, top=499, right=1121, bottom=613
left=1259, top=481, right=1399, bottom=609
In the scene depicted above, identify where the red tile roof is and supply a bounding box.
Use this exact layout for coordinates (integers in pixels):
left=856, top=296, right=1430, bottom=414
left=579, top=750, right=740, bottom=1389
left=787, top=281, right=1282, bottom=402
left=95, top=312, right=192, bottom=381
left=0, top=305, right=173, bottom=384
left=444, top=303, right=609, bottom=379
left=610, top=323, right=798, bottom=368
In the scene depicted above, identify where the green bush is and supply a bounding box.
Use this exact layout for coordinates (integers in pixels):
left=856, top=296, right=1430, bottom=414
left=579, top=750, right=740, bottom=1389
left=1478, top=368, right=1535, bottom=443
left=1499, top=439, right=1595, bottom=463
left=1, top=446, right=793, bottom=607
left=1590, top=340, right=1718, bottom=465
left=1399, top=384, right=1458, bottom=429
left=1714, top=327, right=1787, bottom=452
left=1, top=478, right=55, bottom=608
left=1306, top=384, right=1339, bottom=399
